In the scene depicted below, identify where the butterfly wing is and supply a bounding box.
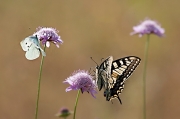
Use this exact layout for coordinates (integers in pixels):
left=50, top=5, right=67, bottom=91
left=105, top=56, right=141, bottom=104
left=25, top=43, right=40, bottom=60
left=20, top=37, right=33, bottom=51
left=96, top=56, right=113, bottom=91
left=30, top=36, right=46, bottom=57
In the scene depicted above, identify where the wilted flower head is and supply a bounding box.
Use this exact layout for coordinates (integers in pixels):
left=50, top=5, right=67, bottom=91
left=130, top=19, right=165, bottom=37
left=56, top=107, right=72, bottom=118
left=64, top=70, right=97, bottom=98
left=33, top=27, right=63, bottom=48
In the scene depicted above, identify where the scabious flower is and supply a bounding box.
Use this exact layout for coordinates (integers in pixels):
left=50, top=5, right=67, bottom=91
left=130, top=19, right=165, bottom=37
left=56, top=107, right=72, bottom=118
left=33, top=27, right=63, bottom=48
left=64, top=70, right=97, bottom=98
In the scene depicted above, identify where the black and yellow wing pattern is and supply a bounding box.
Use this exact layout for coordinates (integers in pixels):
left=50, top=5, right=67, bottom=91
left=96, top=56, right=141, bottom=104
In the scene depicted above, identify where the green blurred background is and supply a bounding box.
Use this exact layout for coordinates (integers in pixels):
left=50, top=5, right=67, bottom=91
left=1, top=0, right=180, bottom=119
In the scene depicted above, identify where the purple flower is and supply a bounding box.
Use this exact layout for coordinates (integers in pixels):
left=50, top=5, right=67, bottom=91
left=33, top=27, right=63, bottom=48
left=56, top=107, right=72, bottom=118
left=64, top=70, right=97, bottom=98
left=130, top=19, right=165, bottom=37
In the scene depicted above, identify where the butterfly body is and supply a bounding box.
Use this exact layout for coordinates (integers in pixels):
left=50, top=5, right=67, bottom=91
left=96, top=56, right=141, bottom=104
left=20, top=35, right=46, bottom=60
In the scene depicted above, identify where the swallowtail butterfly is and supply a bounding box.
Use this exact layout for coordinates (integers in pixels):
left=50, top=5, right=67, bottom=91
left=96, top=56, right=141, bottom=104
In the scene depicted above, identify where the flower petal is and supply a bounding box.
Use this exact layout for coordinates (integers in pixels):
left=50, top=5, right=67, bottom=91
left=46, top=41, right=50, bottom=47
left=33, top=27, right=63, bottom=47
left=63, top=70, right=97, bottom=98
left=130, top=19, right=165, bottom=37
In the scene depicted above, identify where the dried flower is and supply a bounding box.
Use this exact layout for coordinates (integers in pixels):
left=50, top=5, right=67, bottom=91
left=56, top=107, right=72, bottom=118
left=33, top=27, right=63, bottom=48
left=64, top=70, right=97, bottom=98
left=130, top=19, right=165, bottom=37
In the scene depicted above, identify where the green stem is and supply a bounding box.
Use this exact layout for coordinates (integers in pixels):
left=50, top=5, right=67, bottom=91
left=35, top=46, right=46, bottom=119
left=73, top=90, right=81, bottom=119
left=143, top=35, right=150, bottom=119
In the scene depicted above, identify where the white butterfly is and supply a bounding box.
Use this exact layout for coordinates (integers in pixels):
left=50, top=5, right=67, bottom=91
left=20, top=35, right=46, bottom=60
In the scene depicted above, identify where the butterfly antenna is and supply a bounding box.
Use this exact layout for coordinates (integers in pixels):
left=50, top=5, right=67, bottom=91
left=90, top=57, right=98, bottom=66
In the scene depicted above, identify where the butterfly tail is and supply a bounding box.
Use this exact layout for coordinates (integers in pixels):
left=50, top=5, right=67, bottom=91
left=117, top=96, right=122, bottom=104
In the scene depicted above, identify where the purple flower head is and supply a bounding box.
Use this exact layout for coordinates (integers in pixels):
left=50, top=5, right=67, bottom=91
left=33, top=27, right=63, bottom=48
left=64, top=70, right=97, bottom=98
left=130, top=19, right=165, bottom=37
left=56, top=107, right=72, bottom=118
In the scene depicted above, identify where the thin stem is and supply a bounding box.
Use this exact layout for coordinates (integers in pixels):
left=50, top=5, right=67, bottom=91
left=73, top=90, right=81, bottom=119
left=35, top=46, right=46, bottom=119
left=143, top=35, right=150, bottom=119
